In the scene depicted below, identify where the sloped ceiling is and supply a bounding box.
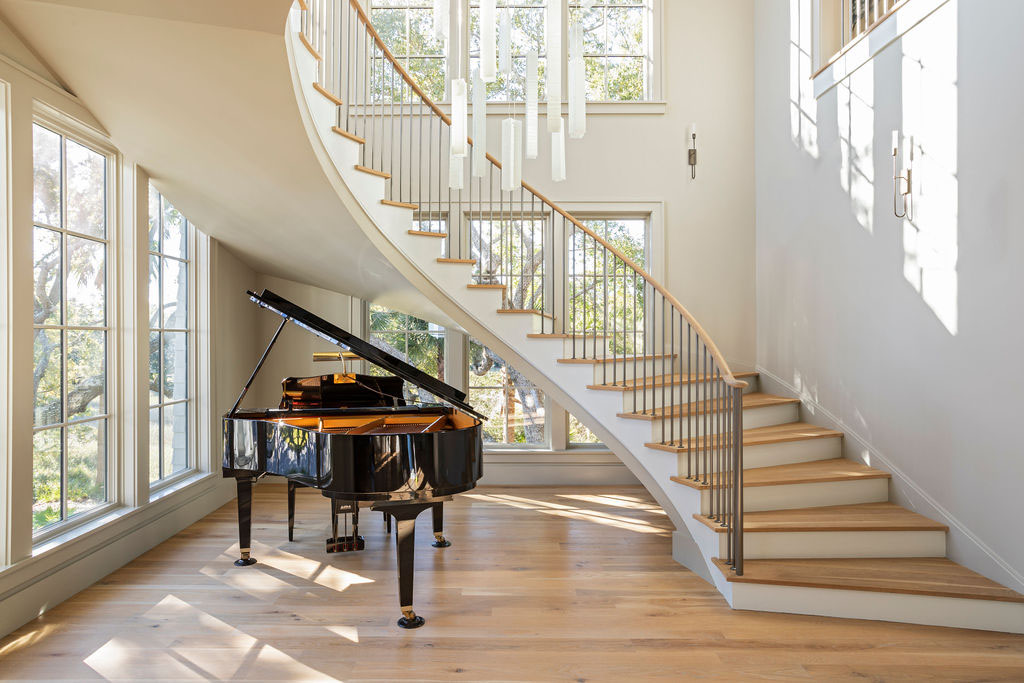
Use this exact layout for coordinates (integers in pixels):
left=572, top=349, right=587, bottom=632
left=0, top=0, right=456, bottom=326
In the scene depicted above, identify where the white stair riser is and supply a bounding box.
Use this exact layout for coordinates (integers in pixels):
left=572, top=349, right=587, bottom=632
left=585, top=357, right=676, bottom=382
left=710, top=529, right=946, bottom=559
left=729, top=583, right=1024, bottom=634
left=677, top=435, right=842, bottom=474
left=650, top=403, right=799, bottom=442
left=611, top=379, right=758, bottom=412
left=556, top=336, right=611, bottom=357
left=699, top=477, right=890, bottom=515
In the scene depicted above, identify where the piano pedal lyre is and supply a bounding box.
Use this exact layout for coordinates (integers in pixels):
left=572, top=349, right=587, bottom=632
left=326, top=498, right=365, bottom=553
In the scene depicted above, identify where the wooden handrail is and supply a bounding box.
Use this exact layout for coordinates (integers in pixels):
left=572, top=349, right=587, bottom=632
left=338, top=0, right=745, bottom=389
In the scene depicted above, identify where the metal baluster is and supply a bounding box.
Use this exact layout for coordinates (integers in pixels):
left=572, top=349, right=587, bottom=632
left=733, top=384, right=744, bottom=575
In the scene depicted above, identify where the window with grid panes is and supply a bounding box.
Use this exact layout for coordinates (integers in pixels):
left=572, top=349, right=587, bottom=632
left=570, top=0, right=650, bottom=101
left=368, top=304, right=446, bottom=403
left=148, top=186, right=193, bottom=484
left=469, top=1, right=547, bottom=101
left=468, top=337, right=546, bottom=446
left=370, top=1, right=447, bottom=101
left=31, top=123, right=111, bottom=532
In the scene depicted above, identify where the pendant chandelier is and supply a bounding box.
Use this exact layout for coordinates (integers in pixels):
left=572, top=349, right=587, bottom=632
left=439, top=0, right=591, bottom=189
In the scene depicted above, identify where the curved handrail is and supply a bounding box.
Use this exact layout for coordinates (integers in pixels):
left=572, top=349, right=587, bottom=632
left=344, top=0, right=744, bottom=390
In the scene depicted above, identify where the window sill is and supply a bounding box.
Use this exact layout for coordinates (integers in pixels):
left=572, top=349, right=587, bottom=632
left=435, top=101, right=668, bottom=117
left=0, top=471, right=224, bottom=600
left=813, top=0, right=949, bottom=98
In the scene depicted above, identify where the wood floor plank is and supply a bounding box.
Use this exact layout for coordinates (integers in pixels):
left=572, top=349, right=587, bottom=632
left=0, top=485, right=1021, bottom=681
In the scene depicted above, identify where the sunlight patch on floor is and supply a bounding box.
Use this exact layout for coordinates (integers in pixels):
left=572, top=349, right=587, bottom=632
left=466, top=492, right=671, bottom=536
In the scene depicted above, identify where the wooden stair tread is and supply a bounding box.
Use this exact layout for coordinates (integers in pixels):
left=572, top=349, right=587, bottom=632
left=558, top=353, right=676, bottom=365
left=527, top=332, right=609, bottom=339
left=620, top=392, right=798, bottom=421
left=354, top=165, right=390, bottom=179
left=712, top=557, right=1024, bottom=603
left=408, top=229, right=446, bottom=238
left=467, top=283, right=506, bottom=289
left=646, top=421, right=843, bottom=453
left=437, top=257, right=476, bottom=264
left=381, top=199, right=418, bottom=210
left=670, top=458, right=891, bottom=491
left=331, top=126, right=364, bottom=144
left=588, top=370, right=759, bottom=392
left=497, top=309, right=554, bottom=319
left=695, top=502, right=947, bottom=533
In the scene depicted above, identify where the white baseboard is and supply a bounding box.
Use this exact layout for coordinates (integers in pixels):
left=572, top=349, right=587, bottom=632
left=756, top=366, right=1024, bottom=594
left=479, top=450, right=639, bottom=486
left=0, top=476, right=236, bottom=639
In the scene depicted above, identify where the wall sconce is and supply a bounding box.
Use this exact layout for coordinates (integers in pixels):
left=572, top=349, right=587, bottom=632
left=687, top=124, right=698, bottom=179
left=892, top=130, right=914, bottom=219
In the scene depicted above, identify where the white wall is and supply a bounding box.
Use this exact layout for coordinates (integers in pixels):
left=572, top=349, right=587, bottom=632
left=754, top=0, right=1024, bottom=591
left=475, top=0, right=758, bottom=367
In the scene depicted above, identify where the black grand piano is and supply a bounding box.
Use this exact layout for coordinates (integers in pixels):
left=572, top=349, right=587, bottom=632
left=222, top=289, right=484, bottom=628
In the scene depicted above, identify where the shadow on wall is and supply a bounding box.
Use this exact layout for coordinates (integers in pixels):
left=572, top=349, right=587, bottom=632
left=788, top=0, right=958, bottom=334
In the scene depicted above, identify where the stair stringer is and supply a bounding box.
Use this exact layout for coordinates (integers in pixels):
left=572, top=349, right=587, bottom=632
left=284, top=12, right=730, bottom=591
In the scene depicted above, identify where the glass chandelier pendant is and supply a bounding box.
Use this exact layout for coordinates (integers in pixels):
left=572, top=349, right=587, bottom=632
left=501, top=117, right=516, bottom=191
left=545, top=0, right=562, bottom=133
left=552, top=117, right=566, bottom=182
left=472, top=70, right=487, bottom=177
left=449, top=150, right=465, bottom=190
left=481, top=0, right=497, bottom=83
left=568, top=20, right=586, bottom=139
left=499, top=9, right=513, bottom=76
left=512, top=119, right=524, bottom=187
left=432, top=0, right=449, bottom=42
left=526, top=49, right=539, bottom=159
left=450, top=77, right=468, bottom=189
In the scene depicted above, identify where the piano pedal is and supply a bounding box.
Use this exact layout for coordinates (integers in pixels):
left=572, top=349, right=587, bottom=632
left=326, top=535, right=365, bottom=553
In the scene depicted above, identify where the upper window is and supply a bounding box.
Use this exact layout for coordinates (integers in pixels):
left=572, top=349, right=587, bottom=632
left=570, top=0, right=650, bottom=101
left=469, top=1, right=547, bottom=102
left=370, top=1, right=447, bottom=101
left=31, top=123, right=111, bottom=533
left=148, top=187, right=194, bottom=485
left=371, top=0, right=656, bottom=103
left=819, top=0, right=905, bottom=66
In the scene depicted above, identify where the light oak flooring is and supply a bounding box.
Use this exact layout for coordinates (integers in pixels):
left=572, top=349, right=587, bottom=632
left=1, top=484, right=1023, bottom=681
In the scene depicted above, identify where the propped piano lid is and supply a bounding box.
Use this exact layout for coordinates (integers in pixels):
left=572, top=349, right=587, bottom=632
left=248, top=289, right=485, bottom=421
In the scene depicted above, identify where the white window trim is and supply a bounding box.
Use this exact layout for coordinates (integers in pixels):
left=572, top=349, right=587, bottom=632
left=812, top=0, right=950, bottom=98
left=29, top=105, right=122, bottom=544
left=0, top=77, right=11, bottom=567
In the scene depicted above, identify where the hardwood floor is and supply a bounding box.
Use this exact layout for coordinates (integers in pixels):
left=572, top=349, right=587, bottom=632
left=1, top=484, right=1022, bottom=681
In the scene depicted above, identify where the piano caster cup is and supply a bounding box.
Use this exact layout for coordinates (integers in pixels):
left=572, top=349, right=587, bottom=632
left=431, top=533, right=451, bottom=548
left=235, top=549, right=257, bottom=567
left=398, top=608, right=425, bottom=629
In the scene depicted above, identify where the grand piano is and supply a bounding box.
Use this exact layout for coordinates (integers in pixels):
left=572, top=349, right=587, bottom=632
left=222, top=289, right=484, bottom=628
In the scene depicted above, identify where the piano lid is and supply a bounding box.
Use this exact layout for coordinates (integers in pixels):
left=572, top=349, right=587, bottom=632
left=247, top=289, right=486, bottom=421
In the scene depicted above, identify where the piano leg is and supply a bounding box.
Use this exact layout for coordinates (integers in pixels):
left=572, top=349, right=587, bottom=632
left=383, top=511, right=392, bottom=535
left=287, top=481, right=297, bottom=542
left=234, top=476, right=257, bottom=566
left=377, top=503, right=434, bottom=629
left=431, top=502, right=451, bottom=548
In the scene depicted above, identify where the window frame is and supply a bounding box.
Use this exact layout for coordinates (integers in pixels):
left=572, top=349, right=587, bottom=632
left=146, top=187, right=199, bottom=492
left=30, top=107, right=121, bottom=544
left=370, top=0, right=663, bottom=106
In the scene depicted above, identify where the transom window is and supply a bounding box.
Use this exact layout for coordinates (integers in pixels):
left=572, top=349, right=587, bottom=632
left=148, top=187, right=193, bottom=485
left=31, top=123, right=111, bottom=533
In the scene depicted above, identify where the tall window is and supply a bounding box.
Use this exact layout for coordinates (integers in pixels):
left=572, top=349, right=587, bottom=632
left=370, top=1, right=447, bottom=101
left=469, top=338, right=545, bottom=446
left=31, top=123, right=110, bottom=532
left=368, top=304, right=446, bottom=402
left=570, top=1, right=649, bottom=101
left=148, top=187, right=193, bottom=484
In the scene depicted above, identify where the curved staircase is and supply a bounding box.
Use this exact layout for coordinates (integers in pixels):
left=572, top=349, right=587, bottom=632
left=282, top=0, right=1024, bottom=634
